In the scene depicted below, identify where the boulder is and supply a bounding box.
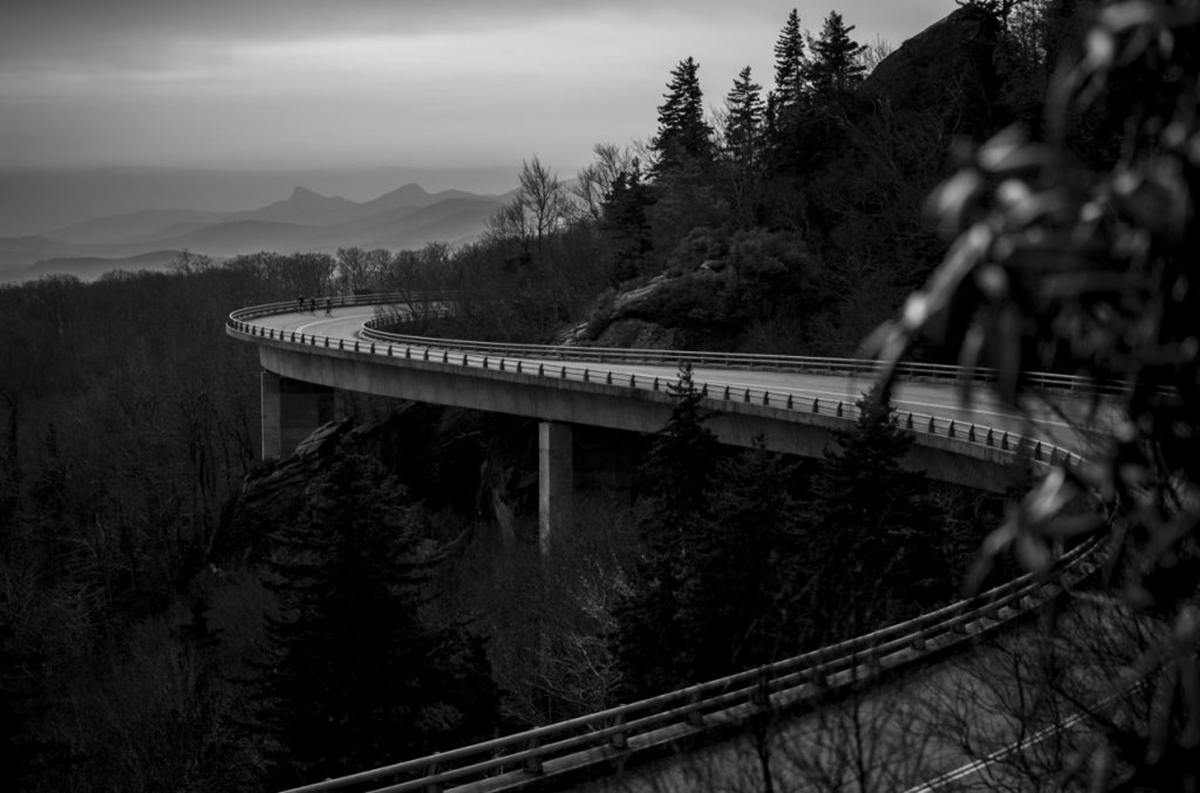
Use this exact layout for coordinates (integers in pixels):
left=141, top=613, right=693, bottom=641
left=860, top=5, right=999, bottom=130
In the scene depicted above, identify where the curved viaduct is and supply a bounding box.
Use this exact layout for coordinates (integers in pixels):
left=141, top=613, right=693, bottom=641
left=227, top=294, right=1103, bottom=792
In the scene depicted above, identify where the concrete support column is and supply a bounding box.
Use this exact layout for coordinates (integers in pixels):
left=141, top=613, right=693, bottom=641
left=260, top=371, right=335, bottom=460
left=538, top=421, right=574, bottom=556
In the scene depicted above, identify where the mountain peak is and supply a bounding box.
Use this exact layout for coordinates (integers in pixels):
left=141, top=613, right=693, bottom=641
left=288, top=186, right=330, bottom=203
left=361, top=182, right=437, bottom=211
left=382, top=183, right=431, bottom=199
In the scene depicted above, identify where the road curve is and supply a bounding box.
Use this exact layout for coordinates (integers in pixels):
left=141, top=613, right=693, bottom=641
left=226, top=295, right=1109, bottom=793
left=242, top=300, right=1105, bottom=455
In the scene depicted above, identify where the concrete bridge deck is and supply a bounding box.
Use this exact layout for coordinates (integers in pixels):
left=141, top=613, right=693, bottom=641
left=225, top=295, right=1110, bottom=792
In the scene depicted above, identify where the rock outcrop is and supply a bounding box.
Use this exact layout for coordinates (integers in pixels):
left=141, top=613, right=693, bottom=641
left=860, top=4, right=1000, bottom=133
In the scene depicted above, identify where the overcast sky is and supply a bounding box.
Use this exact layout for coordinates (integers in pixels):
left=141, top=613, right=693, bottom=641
left=2, top=0, right=953, bottom=180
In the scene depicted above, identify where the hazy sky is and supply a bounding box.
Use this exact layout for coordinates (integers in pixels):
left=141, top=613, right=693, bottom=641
left=2, top=0, right=954, bottom=179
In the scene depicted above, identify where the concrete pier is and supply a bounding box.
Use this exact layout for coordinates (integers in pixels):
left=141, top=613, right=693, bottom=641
left=260, top=371, right=336, bottom=459
left=539, top=421, right=574, bottom=555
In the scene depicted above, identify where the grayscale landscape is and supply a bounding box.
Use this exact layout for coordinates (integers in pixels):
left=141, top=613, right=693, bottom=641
left=2, top=2, right=1197, bottom=792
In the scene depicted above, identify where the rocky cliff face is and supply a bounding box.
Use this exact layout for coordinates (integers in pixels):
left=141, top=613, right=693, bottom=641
left=860, top=4, right=1000, bottom=133
left=571, top=7, right=1002, bottom=355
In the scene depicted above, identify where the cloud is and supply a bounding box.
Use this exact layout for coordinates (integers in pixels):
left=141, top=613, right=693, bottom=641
left=1, top=1, right=955, bottom=171
left=2, top=1, right=680, bottom=68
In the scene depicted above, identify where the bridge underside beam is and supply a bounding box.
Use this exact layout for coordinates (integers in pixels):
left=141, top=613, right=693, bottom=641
left=257, top=346, right=1023, bottom=492
left=260, top=371, right=335, bottom=459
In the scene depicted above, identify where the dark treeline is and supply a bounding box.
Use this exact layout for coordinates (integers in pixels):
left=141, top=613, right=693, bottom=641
left=0, top=1, right=1115, bottom=790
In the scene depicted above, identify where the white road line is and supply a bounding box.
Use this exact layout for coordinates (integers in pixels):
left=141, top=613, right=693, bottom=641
left=295, top=312, right=376, bottom=333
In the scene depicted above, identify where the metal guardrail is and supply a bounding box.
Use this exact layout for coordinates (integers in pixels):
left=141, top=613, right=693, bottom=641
left=230, top=294, right=1125, bottom=396
left=272, top=537, right=1101, bottom=793
left=224, top=295, right=1105, bottom=792
left=359, top=317, right=1125, bottom=397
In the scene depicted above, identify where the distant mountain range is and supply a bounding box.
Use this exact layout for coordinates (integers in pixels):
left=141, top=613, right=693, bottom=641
left=0, top=182, right=511, bottom=283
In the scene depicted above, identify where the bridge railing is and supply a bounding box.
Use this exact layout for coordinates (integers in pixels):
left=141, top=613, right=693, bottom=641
left=358, top=318, right=1123, bottom=397
left=275, top=536, right=1102, bottom=793
left=227, top=311, right=1087, bottom=469
left=228, top=295, right=1125, bottom=397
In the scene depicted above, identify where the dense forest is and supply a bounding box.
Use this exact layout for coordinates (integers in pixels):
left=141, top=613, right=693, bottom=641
left=4, top=0, right=1193, bottom=790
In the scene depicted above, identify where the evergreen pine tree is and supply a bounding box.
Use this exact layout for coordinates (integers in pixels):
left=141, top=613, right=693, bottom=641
left=773, top=9, right=810, bottom=111
left=612, top=364, right=720, bottom=699
left=600, top=162, right=655, bottom=283
left=650, top=57, right=715, bottom=176
left=723, top=66, right=765, bottom=169
left=765, top=8, right=816, bottom=174
left=254, top=454, right=499, bottom=789
left=810, top=11, right=867, bottom=100
left=678, top=439, right=803, bottom=679
left=802, top=385, right=941, bottom=641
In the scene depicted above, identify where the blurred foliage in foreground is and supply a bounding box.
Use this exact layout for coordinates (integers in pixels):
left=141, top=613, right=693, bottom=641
left=869, top=0, right=1200, bottom=787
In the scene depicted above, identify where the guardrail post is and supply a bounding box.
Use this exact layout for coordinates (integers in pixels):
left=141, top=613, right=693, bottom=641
left=324, top=337, right=329, bottom=347
left=928, top=417, right=935, bottom=433
left=986, top=598, right=1003, bottom=621
left=609, top=714, right=629, bottom=750
left=907, top=412, right=914, bottom=429
left=653, top=377, right=660, bottom=391
left=685, top=691, right=705, bottom=727
left=442, top=351, right=448, bottom=363
left=339, top=339, right=344, bottom=350
left=370, top=342, right=375, bottom=354
left=630, top=374, right=636, bottom=388
left=743, top=388, right=751, bottom=403
left=500, top=359, right=506, bottom=372
left=787, top=394, right=794, bottom=409
left=387, top=345, right=393, bottom=357
left=560, top=366, right=567, bottom=379
left=948, top=420, right=956, bottom=438
left=724, top=386, right=731, bottom=400
left=968, top=424, right=976, bottom=441
left=762, top=392, right=770, bottom=406
left=986, top=428, right=994, bottom=446
left=836, top=401, right=844, bottom=417
left=752, top=671, right=771, bottom=709
left=519, top=361, right=524, bottom=374
left=1001, top=431, right=1009, bottom=449
left=1034, top=441, right=1042, bottom=460
left=482, top=356, right=488, bottom=369
left=462, top=354, right=469, bottom=366
left=422, top=762, right=442, bottom=793
left=523, top=737, right=544, bottom=775
left=606, top=371, right=612, bottom=385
